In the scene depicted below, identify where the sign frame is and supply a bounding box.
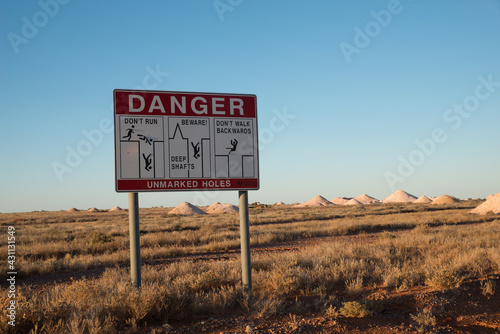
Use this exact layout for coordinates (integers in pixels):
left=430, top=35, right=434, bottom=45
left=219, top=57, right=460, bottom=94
left=113, top=89, right=259, bottom=193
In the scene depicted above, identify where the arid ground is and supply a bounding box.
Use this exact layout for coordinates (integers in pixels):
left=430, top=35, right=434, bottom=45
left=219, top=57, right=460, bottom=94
left=1, top=201, right=499, bottom=333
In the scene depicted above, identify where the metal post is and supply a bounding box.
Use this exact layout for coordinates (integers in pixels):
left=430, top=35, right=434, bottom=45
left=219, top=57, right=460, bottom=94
left=238, top=191, right=252, bottom=295
left=128, top=192, right=141, bottom=287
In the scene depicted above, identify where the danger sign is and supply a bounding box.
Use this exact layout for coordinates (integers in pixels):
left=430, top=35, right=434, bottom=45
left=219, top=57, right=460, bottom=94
left=113, top=90, right=259, bottom=192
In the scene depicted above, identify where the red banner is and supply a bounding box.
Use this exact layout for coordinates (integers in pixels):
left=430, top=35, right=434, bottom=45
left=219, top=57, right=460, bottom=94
left=117, top=178, right=259, bottom=192
left=114, top=90, right=256, bottom=118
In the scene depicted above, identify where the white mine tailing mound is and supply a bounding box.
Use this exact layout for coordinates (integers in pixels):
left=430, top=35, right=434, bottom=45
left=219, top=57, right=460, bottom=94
left=169, top=202, right=207, bottom=215
left=207, top=202, right=221, bottom=210
left=382, top=190, right=418, bottom=203
left=295, top=195, right=333, bottom=207
left=432, top=195, right=461, bottom=205
left=414, top=195, right=433, bottom=204
left=275, top=201, right=285, bottom=206
left=67, top=208, right=79, bottom=212
left=470, top=192, right=500, bottom=215
left=88, top=207, right=99, bottom=212
left=206, top=203, right=239, bottom=214
left=330, top=197, right=351, bottom=205
left=354, top=194, right=380, bottom=204
left=344, top=198, right=362, bottom=206
left=109, top=206, right=123, bottom=211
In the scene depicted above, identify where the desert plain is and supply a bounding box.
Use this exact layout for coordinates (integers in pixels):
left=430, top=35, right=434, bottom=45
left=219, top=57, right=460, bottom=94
left=1, top=192, right=500, bottom=333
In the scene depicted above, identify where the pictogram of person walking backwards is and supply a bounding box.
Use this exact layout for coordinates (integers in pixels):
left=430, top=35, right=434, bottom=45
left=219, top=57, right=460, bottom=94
left=227, top=139, right=238, bottom=155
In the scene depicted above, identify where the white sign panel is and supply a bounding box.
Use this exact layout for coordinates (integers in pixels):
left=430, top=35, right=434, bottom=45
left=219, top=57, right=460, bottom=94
left=113, top=90, right=259, bottom=192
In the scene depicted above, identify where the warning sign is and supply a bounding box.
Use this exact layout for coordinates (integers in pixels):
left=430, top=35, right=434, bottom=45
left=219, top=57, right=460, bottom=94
left=114, top=90, right=259, bottom=192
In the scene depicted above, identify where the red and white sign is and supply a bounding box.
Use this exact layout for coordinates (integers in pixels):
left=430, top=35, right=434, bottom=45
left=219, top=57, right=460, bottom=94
left=113, top=90, right=259, bottom=192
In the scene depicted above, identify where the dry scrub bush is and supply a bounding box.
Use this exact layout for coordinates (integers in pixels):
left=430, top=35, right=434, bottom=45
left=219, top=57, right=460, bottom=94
left=338, top=301, right=372, bottom=318
left=410, top=309, right=437, bottom=333
left=251, top=292, right=285, bottom=318
left=253, top=252, right=339, bottom=294
left=287, top=313, right=301, bottom=331
left=480, top=279, right=496, bottom=296
left=345, top=276, right=364, bottom=296
left=194, top=285, right=241, bottom=315
left=325, top=305, right=340, bottom=318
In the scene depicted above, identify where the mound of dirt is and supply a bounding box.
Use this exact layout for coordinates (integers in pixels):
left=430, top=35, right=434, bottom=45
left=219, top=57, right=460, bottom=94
left=274, top=201, right=285, bottom=205
left=382, top=190, right=417, bottom=203
left=206, top=203, right=239, bottom=214
left=432, top=195, right=460, bottom=205
left=295, top=195, right=333, bottom=207
left=109, top=206, right=123, bottom=211
left=88, top=207, right=99, bottom=212
left=486, top=194, right=494, bottom=201
left=354, top=194, right=380, bottom=204
left=67, top=208, right=79, bottom=212
left=344, top=198, right=362, bottom=206
left=207, top=202, right=221, bottom=210
left=169, top=202, right=207, bottom=215
left=470, top=192, right=500, bottom=215
left=330, top=197, right=350, bottom=205
left=414, top=195, right=433, bottom=204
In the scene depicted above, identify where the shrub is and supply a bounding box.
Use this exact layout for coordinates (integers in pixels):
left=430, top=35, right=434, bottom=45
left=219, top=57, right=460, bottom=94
left=481, top=279, right=496, bottom=296
left=345, top=276, right=364, bottom=296
left=338, top=301, right=372, bottom=318
left=240, top=292, right=284, bottom=318
left=92, top=233, right=113, bottom=244
left=410, top=309, right=436, bottom=333
left=325, top=305, right=340, bottom=318
left=425, top=269, right=463, bottom=288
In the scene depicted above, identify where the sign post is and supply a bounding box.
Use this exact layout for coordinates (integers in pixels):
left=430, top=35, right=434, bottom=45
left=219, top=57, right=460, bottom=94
left=239, top=190, right=252, bottom=294
left=113, top=90, right=259, bottom=290
left=128, top=192, right=141, bottom=287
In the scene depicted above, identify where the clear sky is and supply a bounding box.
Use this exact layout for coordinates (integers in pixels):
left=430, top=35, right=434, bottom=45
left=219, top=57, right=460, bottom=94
left=1, top=0, right=500, bottom=212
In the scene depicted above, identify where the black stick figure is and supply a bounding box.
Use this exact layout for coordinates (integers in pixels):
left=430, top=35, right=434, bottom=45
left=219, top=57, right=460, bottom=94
left=191, top=142, right=200, bottom=159
left=143, top=153, right=152, bottom=171
left=227, top=138, right=238, bottom=155
left=123, top=125, right=135, bottom=141
left=138, top=134, right=152, bottom=145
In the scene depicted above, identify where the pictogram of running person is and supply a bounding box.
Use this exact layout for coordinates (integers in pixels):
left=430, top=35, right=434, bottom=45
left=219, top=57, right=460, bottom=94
left=123, top=125, right=135, bottom=141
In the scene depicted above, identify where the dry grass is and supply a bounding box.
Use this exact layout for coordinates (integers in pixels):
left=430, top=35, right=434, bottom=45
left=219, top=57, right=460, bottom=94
left=1, top=201, right=499, bottom=333
left=0, top=202, right=489, bottom=278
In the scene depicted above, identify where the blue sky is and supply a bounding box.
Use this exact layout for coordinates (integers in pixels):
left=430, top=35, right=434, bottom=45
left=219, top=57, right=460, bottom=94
left=1, top=0, right=500, bottom=212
